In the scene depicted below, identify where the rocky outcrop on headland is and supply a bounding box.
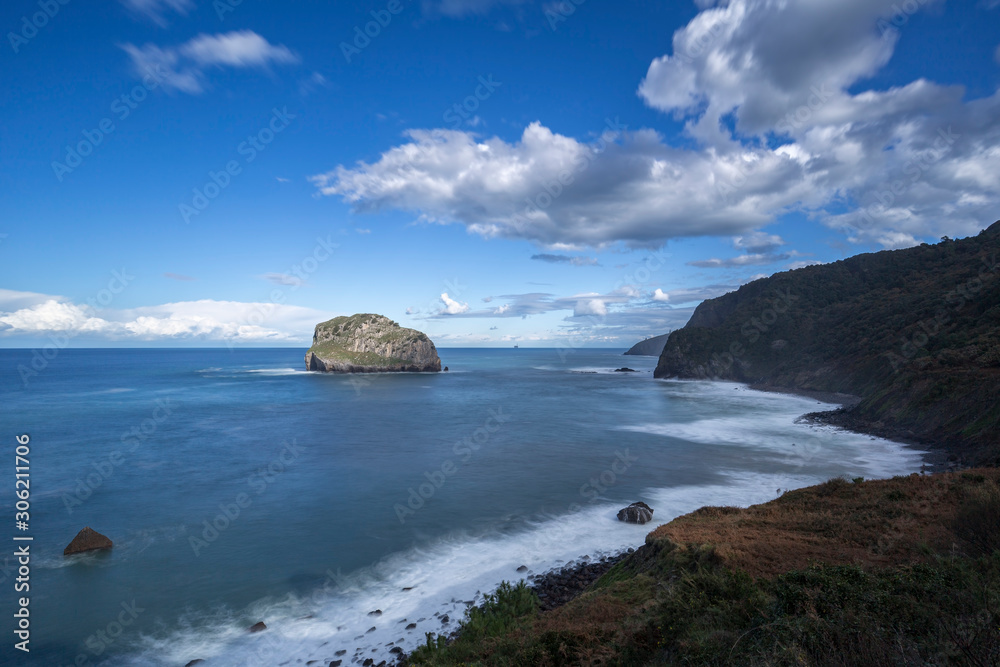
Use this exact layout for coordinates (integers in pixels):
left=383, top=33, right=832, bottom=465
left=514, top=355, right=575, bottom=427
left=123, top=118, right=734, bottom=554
left=305, top=314, right=442, bottom=373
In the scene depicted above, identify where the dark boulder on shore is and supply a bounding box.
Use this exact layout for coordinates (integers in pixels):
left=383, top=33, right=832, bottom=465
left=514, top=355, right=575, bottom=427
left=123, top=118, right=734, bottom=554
left=64, top=527, right=113, bottom=555
left=617, top=502, right=654, bottom=524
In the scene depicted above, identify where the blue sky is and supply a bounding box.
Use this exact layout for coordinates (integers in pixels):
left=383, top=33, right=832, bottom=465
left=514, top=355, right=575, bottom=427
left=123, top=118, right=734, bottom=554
left=1, top=0, right=999, bottom=348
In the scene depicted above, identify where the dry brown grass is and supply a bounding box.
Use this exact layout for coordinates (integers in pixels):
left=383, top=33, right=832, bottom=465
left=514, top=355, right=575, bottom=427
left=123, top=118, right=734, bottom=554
left=646, top=468, right=1000, bottom=577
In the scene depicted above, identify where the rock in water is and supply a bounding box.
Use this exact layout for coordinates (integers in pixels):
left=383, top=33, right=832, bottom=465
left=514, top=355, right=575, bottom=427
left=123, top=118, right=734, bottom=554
left=617, top=502, right=654, bottom=524
left=64, top=527, right=113, bottom=556
left=304, top=314, right=442, bottom=373
left=249, top=621, right=267, bottom=633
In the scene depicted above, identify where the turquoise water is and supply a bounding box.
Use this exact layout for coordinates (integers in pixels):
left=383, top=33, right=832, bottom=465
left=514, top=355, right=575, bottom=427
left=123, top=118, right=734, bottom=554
left=0, top=348, right=924, bottom=666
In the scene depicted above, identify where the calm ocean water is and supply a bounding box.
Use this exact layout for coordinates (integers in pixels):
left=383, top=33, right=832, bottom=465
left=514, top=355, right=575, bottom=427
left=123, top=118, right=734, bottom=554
left=0, top=348, right=925, bottom=666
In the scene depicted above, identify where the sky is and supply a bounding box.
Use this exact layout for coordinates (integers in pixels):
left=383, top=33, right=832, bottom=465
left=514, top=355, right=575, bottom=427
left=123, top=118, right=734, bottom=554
left=1, top=0, right=999, bottom=349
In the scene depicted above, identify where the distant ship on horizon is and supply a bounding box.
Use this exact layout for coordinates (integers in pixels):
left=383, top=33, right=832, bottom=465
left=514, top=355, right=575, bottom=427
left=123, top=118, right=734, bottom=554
left=513, top=344, right=519, bottom=348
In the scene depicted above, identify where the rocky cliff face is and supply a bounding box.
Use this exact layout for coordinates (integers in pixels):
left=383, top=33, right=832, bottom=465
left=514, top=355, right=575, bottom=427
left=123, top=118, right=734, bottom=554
left=654, top=222, right=1000, bottom=465
left=305, top=314, right=442, bottom=373
left=624, top=333, right=671, bottom=357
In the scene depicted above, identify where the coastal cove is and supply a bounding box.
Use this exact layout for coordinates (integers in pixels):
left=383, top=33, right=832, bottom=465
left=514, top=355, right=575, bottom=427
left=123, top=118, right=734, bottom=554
left=0, top=348, right=926, bottom=666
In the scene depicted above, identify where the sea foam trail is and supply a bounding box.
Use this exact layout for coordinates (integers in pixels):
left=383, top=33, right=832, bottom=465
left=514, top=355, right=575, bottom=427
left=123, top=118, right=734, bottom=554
left=112, top=381, right=925, bottom=667
left=118, top=476, right=920, bottom=665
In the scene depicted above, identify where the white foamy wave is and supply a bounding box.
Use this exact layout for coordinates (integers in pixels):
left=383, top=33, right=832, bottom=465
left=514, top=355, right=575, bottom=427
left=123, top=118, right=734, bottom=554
left=244, top=368, right=305, bottom=376
left=110, top=380, right=925, bottom=667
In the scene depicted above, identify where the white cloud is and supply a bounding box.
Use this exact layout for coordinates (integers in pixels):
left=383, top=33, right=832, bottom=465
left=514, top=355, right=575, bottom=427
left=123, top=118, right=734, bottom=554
left=316, top=0, right=1000, bottom=250
left=121, top=31, right=299, bottom=94
left=180, top=31, right=299, bottom=68
left=424, top=0, right=527, bottom=17
left=787, top=260, right=825, bottom=270
left=733, top=232, right=784, bottom=254
left=120, top=0, right=192, bottom=26
left=313, top=123, right=803, bottom=248
left=573, top=297, right=607, bottom=317
left=531, top=253, right=599, bottom=266
left=651, top=288, right=670, bottom=303
left=0, top=294, right=325, bottom=343
left=688, top=252, right=792, bottom=268
left=439, top=293, right=470, bottom=315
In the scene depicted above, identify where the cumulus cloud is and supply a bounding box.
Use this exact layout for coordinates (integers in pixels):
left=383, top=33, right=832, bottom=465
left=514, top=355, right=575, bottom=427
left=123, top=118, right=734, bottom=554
left=316, top=0, right=1000, bottom=250
left=121, top=31, right=299, bottom=94
left=574, top=297, right=607, bottom=317
left=313, top=122, right=800, bottom=248
left=733, top=232, right=785, bottom=254
left=439, top=293, right=470, bottom=315
left=120, top=0, right=192, bottom=26
left=652, top=288, right=670, bottom=303
left=0, top=294, right=325, bottom=343
left=425, top=286, right=673, bottom=322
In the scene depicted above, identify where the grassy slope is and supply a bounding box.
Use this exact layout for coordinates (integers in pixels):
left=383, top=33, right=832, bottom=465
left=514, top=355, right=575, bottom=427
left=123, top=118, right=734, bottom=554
left=407, top=470, right=1000, bottom=666
left=653, top=223, right=1000, bottom=465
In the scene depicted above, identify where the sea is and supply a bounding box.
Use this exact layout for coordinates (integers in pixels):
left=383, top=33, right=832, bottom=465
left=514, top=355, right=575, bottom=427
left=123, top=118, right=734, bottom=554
left=0, top=348, right=926, bottom=666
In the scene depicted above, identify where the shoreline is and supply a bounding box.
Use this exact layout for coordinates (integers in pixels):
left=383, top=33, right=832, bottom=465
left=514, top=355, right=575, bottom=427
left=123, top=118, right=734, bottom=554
left=745, top=381, right=954, bottom=473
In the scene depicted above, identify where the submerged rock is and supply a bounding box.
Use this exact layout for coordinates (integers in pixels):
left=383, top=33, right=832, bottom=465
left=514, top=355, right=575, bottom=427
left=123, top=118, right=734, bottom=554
left=304, top=314, right=441, bottom=373
left=617, top=502, right=654, bottom=524
left=249, top=621, right=267, bottom=633
left=64, top=527, right=113, bottom=556
left=614, top=367, right=638, bottom=373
